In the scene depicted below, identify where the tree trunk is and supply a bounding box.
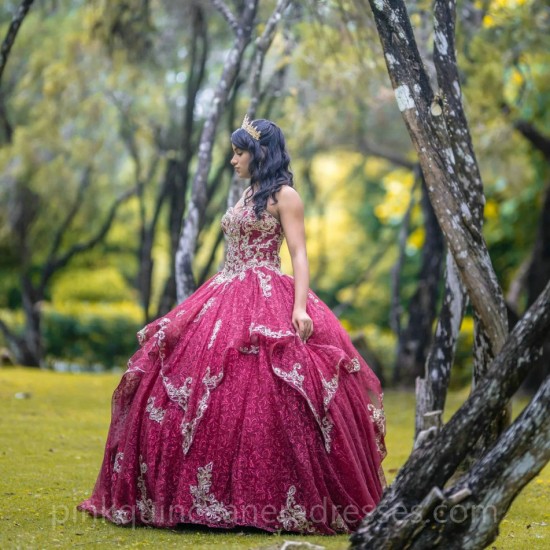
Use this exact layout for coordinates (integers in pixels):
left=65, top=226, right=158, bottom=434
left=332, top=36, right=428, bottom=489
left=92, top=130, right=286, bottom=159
left=415, top=251, right=467, bottom=439
left=175, top=0, right=292, bottom=303
left=410, top=374, right=550, bottom=549
left=223, top=0, right=293, bottom=246
left=175, top=0, right=259, bottom=302
left=522, top=181, right=550, bottom=391
left=157, top=159, right=188, bottom=316
left=2, top=177, right=135, bottom=366
left=158, top=2, right=209, bottom=314
left=508, top=120, right=550, bottom=393
left=358, top=0, right=510, bottom=457
left=350, top=278, right=550, bottom=548
left=389, top=178, right=415, bottom=347
left=431, top=0, right=503, bottom=416
left=394, top=172, right=445, bottom=387
left=20, top=274, right=42, bottom=366
left=347, top=0, right=545, bottom=546
left=362, top=0, right=508, bottom=356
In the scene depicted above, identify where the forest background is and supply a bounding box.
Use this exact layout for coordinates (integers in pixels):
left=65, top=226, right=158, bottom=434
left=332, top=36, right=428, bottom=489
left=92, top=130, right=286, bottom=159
left=0, top=0, right=548, bottom=394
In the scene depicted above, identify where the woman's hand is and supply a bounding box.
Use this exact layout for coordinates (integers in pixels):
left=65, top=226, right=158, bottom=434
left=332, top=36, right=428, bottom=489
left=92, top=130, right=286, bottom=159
left=292, top=307, right=313, bottom=343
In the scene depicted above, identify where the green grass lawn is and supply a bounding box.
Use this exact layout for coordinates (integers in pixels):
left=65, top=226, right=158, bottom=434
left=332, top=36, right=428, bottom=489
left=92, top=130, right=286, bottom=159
left=0, top=367, right=548, bottom=549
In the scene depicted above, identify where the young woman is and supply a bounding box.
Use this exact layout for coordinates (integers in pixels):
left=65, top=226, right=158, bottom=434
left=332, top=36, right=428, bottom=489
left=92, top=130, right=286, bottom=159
left=77, top=116, right=387, bottom=535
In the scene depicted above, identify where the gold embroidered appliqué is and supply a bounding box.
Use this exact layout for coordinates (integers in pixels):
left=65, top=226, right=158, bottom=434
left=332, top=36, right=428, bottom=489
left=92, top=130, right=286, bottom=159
left=277, top=485, right=316, bottom=533
left=190, top=462, right=233, bottom=523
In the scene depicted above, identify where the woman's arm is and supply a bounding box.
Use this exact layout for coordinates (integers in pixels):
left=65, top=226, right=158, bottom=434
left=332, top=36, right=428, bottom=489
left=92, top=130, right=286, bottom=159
left=276, top=186, right=313, bottom=342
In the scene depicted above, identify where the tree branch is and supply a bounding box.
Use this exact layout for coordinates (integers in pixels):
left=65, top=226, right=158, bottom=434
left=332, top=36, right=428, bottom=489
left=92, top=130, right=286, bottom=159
left=210, top=0, right=240, bottom=34
left=40, top=187, right=137, bottom=290
left=433, top=0, right=484, bottom=225
left=412, top=374, right=550, bottom=549
left=415, top=251, right=466, bottom=436
left=47, top=167, right=92, bottom=260
left=357, top=136, right=416, bottom=170
left=0, top=0, right=36, bottom=84
left=247, top=0, right=292, bottom=116
left=513, top=119, right=550, bottom=161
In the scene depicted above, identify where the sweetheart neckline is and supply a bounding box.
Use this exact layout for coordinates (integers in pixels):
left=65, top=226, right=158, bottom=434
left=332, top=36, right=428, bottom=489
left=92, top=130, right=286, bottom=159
left=229, top=204, right=282, bottom=226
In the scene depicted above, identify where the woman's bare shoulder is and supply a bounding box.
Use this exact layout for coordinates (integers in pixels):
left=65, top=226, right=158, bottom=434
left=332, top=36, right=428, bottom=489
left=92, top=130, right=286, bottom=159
left=274, top=184, right=302, bottom=206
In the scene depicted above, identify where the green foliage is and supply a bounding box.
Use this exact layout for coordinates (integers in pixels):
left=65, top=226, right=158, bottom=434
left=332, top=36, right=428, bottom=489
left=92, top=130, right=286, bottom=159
left=50, top=267, right=136, bottom=303
left=41, top=267, right=142, bottom=368
left=0, top=309, right=25, bottom=346
left=459, top=0, right=550, bottom=292
left=42, top=301, right=142, bottom=369
left=0, top=268, right=21, bottom=309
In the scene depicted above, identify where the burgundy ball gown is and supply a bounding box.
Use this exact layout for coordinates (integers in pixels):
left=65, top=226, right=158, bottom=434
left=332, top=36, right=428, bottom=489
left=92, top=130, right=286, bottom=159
left=77, top=201, right=387, bottom=535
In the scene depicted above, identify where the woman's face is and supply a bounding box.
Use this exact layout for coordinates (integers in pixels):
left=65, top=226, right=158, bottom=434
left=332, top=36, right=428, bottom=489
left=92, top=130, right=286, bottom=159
left=231, top=144, right=251, bottom=179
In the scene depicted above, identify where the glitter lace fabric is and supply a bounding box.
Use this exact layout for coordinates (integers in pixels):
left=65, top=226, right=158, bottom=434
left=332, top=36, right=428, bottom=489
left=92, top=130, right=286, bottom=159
left=77, top=202, right=387, bottom=534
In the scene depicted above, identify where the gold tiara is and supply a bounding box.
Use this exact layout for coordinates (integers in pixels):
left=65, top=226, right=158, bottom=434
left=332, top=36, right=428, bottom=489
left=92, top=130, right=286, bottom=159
left=241, top=114, right=261, bottom=140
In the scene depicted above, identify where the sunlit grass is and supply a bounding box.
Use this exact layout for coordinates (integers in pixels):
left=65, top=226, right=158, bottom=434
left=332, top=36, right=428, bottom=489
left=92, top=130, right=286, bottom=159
left=0, top=367, right=547, bottom=549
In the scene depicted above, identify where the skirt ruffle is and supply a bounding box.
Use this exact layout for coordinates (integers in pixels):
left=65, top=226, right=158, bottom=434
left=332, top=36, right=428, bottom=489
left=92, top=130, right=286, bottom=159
left=77, top=266, right=386, bottom=534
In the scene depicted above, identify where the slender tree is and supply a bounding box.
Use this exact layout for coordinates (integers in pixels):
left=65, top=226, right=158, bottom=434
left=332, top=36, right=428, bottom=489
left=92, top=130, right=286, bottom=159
left=392, top=170, right=445, bottom=387
left=175, top=0, right=293, bottom=302
left=0, top=169, right=136, bottom=366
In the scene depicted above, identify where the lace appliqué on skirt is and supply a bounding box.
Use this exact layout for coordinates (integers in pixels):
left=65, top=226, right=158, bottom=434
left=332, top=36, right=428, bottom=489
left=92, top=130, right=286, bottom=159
left=190, top=462, right=233, bottom=523
left=277, top=485, right=316, bottom=533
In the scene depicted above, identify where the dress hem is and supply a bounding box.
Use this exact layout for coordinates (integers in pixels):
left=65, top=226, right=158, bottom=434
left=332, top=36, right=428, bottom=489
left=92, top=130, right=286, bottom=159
left=75, top=501, right=350, bottom=536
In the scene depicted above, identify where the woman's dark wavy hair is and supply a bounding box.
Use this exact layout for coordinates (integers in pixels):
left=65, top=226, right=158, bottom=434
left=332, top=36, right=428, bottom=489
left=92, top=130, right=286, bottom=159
left=231, top=118, right=294, bottom=220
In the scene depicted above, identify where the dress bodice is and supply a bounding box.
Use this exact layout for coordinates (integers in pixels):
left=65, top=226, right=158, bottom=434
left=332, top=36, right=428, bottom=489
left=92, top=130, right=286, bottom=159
left=218, top=203, right=285, bottom=280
